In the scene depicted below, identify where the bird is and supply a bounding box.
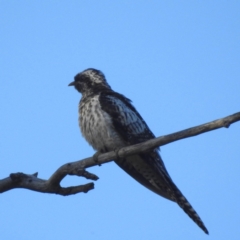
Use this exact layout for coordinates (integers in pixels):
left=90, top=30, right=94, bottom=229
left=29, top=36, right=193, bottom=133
left=68, top=68, right=208, bottom=234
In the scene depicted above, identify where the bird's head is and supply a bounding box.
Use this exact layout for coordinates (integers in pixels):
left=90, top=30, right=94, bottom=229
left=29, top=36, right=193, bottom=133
left=68, top=68, right=111, bottom=96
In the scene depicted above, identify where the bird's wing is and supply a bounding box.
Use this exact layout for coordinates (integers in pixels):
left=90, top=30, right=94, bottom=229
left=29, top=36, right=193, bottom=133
left=99, top=91, right=209, bottom=234
left=99, top=91, right=155, bottom=143
left=99, top=91, right=174, bottom=191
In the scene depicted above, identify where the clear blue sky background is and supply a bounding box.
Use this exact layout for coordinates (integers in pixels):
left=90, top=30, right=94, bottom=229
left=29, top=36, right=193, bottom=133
left=0, top=1, right=239, bottom=240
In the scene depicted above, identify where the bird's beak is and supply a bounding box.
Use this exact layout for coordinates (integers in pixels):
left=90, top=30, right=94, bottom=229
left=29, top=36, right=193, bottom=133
left=68, top=81, right=76, bottom=86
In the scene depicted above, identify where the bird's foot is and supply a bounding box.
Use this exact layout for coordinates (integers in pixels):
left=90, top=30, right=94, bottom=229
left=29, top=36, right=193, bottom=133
left=92, top=151, right=102, bottom=166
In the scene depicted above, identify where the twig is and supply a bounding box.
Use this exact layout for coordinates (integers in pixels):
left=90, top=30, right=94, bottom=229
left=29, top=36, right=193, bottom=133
left=0, top=112, right=239, bottom=195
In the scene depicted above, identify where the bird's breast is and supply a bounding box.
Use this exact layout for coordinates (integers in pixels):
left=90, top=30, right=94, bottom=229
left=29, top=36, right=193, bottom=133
left=79, top=95, right=125, bottom=151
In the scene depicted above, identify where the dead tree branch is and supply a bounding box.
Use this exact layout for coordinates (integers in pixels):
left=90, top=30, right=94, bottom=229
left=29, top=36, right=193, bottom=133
left=0, top=112, right=239, bottom=196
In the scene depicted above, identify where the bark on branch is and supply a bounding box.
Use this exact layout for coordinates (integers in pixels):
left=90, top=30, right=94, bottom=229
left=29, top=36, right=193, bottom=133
left=0, top=112, right=239, bottom=196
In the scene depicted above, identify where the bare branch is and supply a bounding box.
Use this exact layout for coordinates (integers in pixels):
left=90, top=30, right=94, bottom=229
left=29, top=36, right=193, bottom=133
left=0, top=112, right=239, bottom=195
left=0, top=171, right=95, bottom=195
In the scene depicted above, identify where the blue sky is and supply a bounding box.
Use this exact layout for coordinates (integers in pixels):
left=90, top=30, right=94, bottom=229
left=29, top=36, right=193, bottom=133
left=0, top=1, right=239, bottom=240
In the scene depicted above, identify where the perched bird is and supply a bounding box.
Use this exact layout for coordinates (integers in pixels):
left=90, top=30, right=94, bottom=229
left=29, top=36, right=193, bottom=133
left=68, top=68, right=208, bottom=234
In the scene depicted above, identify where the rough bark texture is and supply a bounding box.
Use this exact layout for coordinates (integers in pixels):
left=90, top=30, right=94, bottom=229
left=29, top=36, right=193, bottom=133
left=0, top=112, right=239, bottom=196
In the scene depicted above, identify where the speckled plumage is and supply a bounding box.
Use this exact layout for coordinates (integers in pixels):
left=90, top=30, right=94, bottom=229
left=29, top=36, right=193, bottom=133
left=79, top=94, right=125, bottom=151
left=68, top=68, right=208, bottom=234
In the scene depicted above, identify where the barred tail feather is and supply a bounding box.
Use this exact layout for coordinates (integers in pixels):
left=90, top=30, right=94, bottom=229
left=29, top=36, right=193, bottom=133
left=174, top=188, right=209, bottom=234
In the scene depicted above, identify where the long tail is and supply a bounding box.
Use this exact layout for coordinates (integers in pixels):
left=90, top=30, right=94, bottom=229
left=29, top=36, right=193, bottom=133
left=171, top=183, right=209, bottom=234
left=115, top=153, right=209, bottom=234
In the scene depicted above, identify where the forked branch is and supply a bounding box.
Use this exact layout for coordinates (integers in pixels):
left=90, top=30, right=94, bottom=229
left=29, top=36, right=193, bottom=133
left=0, top=112, right=239, bottom=196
